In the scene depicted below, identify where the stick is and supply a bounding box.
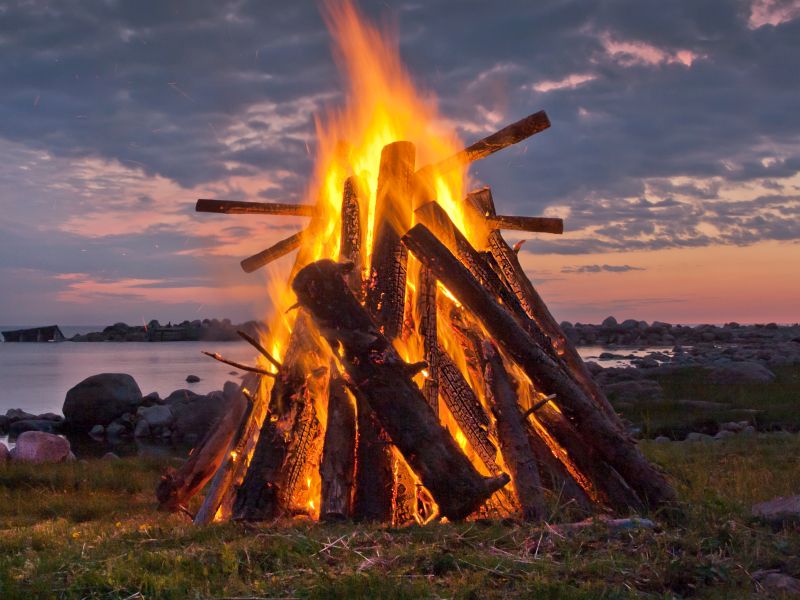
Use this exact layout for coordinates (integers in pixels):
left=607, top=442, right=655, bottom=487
left=240, top=230, right=304, bottom=273
left=401, top=224, right=676, bottom=508
left=237, top=330, right=282, bottom=370
left=487, top=215, right=563, bottom=235
left=196, top=199, right=314, bottom=217
left=201, top=351, right=276, bottom=377
left=483, top=341, right=546, bottom=521
left=292, top=260, right=510, bottom=520
left=420, top=111, right=550, bottom=175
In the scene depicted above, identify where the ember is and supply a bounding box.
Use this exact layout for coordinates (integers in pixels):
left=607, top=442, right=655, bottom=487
left=159, top=1, right=675, bottom=525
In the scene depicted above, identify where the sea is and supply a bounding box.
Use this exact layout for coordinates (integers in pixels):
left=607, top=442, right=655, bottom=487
left=0, top=325, right=666, bottom=417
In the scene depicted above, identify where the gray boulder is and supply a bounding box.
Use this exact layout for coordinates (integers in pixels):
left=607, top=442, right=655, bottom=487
left=63, top=373, right=143, bottom=430
left=603, top=379, right=664, bottom=403
left=601, top=316, right=618, bottom=328
left=133, top=419, right=151, bottom=438
left=89, top=424, right=105, bottom=437
left=106, top=421, right=128, bottom=438
left=753, top=570, right=800, bottom=596
left=0, top=442, right=9, bottom=464
left=11, top=431, right=71, bottom=463
left=5, top=408, right=37, bottom=422
left=707, top=362, right=776, bottom=385
left=169, top=390, right=227, bottom=440
left=752, top=495, right=800, bottom=524
left=9, top=419, right=61, bottom=435
left=138, top=404, right=173, bottom=428
left=685, top=432, right=713, bottom=442
left=185, top=374, right=201, bottom=383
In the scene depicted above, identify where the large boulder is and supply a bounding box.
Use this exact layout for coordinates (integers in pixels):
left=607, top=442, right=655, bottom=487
left=752, top=495, right=800, bottom=524
left=0, top=442, right=9, bottom=464
left=169, top=390, right=227, bottom=441
left=9, top=419, right=61, bottom=435
left=707, top=362, right=776, bottom=385
left=63, top=373, right=143, bottom=430
left=11, top=431, right=71, bottom=463
left=138, top=404, right=173, bottom=428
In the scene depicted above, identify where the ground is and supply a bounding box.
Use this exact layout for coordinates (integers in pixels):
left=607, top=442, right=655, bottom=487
left=1, top=367, right=799, bottom=599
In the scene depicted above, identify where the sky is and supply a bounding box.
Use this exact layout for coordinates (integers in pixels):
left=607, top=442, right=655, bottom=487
left=1, top=0, right=799, bottom=326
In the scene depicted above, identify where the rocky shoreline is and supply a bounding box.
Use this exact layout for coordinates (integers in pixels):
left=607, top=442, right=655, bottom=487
left=68, top=318, right=262, bottom=342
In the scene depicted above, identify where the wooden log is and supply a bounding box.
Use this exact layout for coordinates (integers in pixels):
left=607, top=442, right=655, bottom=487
left=237, top=330, right=282, bottom=371
left=415, top=265, right=439, bottom=414
left=241, top=230, right=305, bottom=273
left=420, top=111, right=550, bottom=175
left=194, top=374, right=265, bottom=525
left=352, top=396, right=395, bottom=521
left=366, top=141, right=415, bottom=340
left=320, top=362, right=357, bottom=521
left=467, top=188, right=618, bottom=422
left=201, top=351, right=276, bottom=377
left=483, top=341, right=546, bottom=521
left=280, top=389, right=323, bottom=512
left=232, top=313, right=320, bottom=520
left=487, top=215, right=564, bottom=235
left=340, top=176, right=365, bottom=298
left=414, top=201, right=554, bottom=353
left=196, top=199, right=315, bottom=217
left=157, top=387, right=249, bottom=513
left=292, top=260, right=510, bottom=520
left=436, top=346, right=498, bottom=473
left=401, top=224, right=676, bottom=508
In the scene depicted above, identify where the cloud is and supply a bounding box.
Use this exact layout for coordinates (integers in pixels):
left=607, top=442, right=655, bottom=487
left=561, top=264, right=645, bottom=273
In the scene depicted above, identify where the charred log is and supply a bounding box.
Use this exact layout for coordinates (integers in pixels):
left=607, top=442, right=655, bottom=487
left=196, top=199, right=315, bottom=217
left=320, top=362, right=357, bottom=521
left=241, top=230, right=305, bottom=273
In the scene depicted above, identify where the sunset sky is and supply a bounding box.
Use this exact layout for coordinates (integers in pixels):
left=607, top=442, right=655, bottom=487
left=1, top=0, right=799, bottom=326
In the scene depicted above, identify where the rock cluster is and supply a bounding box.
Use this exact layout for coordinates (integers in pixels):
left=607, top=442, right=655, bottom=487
left=69, top=318, right=262, bottom=342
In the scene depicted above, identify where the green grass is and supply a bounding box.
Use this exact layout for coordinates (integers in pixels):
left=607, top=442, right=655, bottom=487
left=615, top=364, right=800, bottom=438
left=2, top=434, right=800, bottom=598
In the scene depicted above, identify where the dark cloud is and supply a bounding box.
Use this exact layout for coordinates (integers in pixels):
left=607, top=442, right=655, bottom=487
left=561, top=264, right=645, bottom=273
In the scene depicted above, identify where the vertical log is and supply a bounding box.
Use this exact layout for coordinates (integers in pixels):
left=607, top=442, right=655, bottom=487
left=357, top=141, right=416, bottom=521
left=366, top=141, right=415, bottom=339
left=194, top=374, right=265, bottom=525
left=320, top=363, right=357, bottom=521
left=340, top=176, right=365, bottom=298
left=415, top=265, right=439, bottom=413
left=402, top=224, right=676, bottom=508
left=466, top=188, right=618, bottom=422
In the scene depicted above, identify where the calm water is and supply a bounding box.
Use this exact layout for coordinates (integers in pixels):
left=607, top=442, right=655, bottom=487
left=0, top=340, right=256, bottom=416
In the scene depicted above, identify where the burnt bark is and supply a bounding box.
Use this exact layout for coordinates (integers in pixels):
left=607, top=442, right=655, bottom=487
left=486, top=215, right=563, bottom=235
left=196, top=199, right=314, bottom=217
left=292, top=259, right=510, bottom=520
left=483, top=341, right=546, bottom=521
left=402, top=223, right=676, bottom=508
left=241, top=230, right=305, bottom=273
left=415, top=265, right=439, bottom=413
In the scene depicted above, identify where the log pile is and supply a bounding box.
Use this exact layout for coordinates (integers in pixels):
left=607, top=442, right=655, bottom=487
left=169, top=110, right=675, bottom=525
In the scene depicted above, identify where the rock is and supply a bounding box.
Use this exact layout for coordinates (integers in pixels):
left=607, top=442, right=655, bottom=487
left=63, top=373, right=143, bottom=430
left=601, top=316, right=618, bottom=328
left=721, top=421, right=745, bottom=432
left=743, top=425, right=756, bottom=435
left=89, top=424, right=105, bottom=438
left=584, top=361, right=603, bottom=375
left=707, top=362, right=776, bottom=385
left=223, top=380, right=241, bottom=399
left=619, top=319, right=639, bottom=330
left=11, top=431, right=71, bottom=463
left=141, top=391, right=163, bottom=406
left=102, top=452, right=120, bottom=461
left=36, top=412, right=64, bottom=422
left=603, top=379, right=664, bottom=403
left=714, top=430, right=735, bottom=440
left=0, top=442, right=9, bottom=464
left=185, top=374, right=201, bottom=383
left=654, top=436, right=671, bottom=443
left=66, top=451, right=76, bottom=462
left=9, top=419, right=61, bottom=435
left=685, top=432, right=713, bottom=442
left=752, top=495, right=800, bottom=524
left=5, top=408, right=37, bottom=422
left=106, top=421, right=127, bottom=437
left=169, top=390, right=227, bottom=440
left=753, top=570, right=800, bottom=596
left=164, top=389, right=202, bottom=404
left=134, top=419, right=151, bottom=438
left=138, top=404, right=173, bottom=428
left=677, top=399, right=731, bottom=410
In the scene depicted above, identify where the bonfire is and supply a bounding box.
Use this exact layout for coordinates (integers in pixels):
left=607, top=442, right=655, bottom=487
left=156, top=2, right=674, bottom=525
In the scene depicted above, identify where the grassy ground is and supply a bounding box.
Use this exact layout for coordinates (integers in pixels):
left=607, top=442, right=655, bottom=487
left=2, top=370, right=800, bottom=598
left=616, top=364, right=800, bottom=439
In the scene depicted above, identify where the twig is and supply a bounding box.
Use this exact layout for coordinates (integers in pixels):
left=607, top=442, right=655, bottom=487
left=201, top=351, right=276, bottom=377
left=237, top=329, right=282, bottom=370
left=522, top=394, right=557, bottom=419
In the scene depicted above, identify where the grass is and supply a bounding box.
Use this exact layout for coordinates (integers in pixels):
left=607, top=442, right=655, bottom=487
left=1, top=436, right=799, bottom=598
left=1, top=367, right=799, bottom=598
left=614, top=364, right=800, bottom=438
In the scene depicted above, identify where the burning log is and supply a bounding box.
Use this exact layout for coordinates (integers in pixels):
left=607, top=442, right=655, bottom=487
left=196, top=199, right=315, bottom=217
left=339, top=176, right=365, bottom=297
left=436, top=346, right=498, bottom=473
left=240, top=230, right=305, bottom=273
left=402, top=224, right=676, bottom=508
left=421, top=111, right=550, bottom=175
left=482, top=341, right=545, bottom=521
left=280, top=390, right=323, bottom=512
left=415, top=265, right=439, bottom=413
left=292, top=259, right=510, bottom=520
left=319, top=363, right=357, bottom=521
left=193, top=374, right=266, bottom=525
left=157, top=385, right=250, bottom=513
left=366, top=141, right=415, bottom=340
left=352, top=400, right=395, bottom=521
left=466, top=188, right=618, bottom=422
